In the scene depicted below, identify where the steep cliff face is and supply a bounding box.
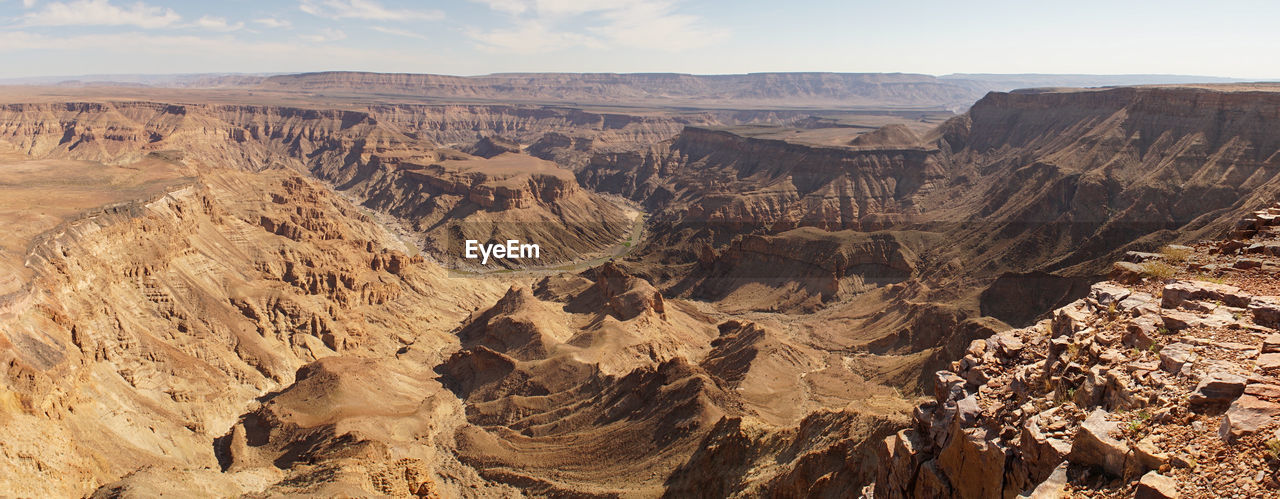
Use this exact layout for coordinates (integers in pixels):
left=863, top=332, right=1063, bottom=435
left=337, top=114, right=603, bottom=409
left=364, top=103, right=706, bottom=150
left=929, top=87, right=1280, bottom=275
left=0, top=102, right=653, bottom=267
left=580, top=126, right=948, bottom=269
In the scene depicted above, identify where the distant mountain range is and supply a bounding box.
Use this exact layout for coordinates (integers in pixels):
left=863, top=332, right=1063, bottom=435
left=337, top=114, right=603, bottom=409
left=0, top=71, right=1268, bottom=110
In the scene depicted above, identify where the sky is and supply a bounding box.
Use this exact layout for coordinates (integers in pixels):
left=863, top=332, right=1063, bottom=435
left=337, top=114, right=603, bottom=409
left=1, top=0, right=1278, bottom=79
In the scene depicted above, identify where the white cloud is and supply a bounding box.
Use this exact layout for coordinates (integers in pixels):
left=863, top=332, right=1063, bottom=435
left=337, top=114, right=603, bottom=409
left=468, top=20, right=601, bottom=54
left=590, top=2, right=727, bottom=51
left=193, top=16, right=244, bottom=32
left=371, top=26, right=429, bottom=40
left=253, top=17, right=292, bottom=29
left=0, top=29, right=451, bottom=76
left=22, top=0, right=38, bottom=8
left=531, top=0, right=632, bottom=16
left=299, top=27, right=347, bottom=43
left=468, top=0, right=726, bottom=53
left=299, top=0, right=442, bottom=21
left=22, top=0, right=181, bottom=28
left=468, top=0, right=528, bottom=15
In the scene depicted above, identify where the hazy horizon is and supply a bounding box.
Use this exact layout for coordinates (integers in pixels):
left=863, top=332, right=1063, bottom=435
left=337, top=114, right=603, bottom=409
left=2, top=0, right=1279, bottom=79
left=0, top=70, right=1266, bottom=80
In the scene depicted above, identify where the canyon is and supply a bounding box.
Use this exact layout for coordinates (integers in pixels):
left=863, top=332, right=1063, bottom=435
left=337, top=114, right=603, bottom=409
left=1, top=76, right=1280, bottom=497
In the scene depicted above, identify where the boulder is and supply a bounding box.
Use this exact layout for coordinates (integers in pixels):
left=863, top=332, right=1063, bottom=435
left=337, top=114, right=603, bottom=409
left=1235, top=258, right=1264, bottom=270
left=1219, top=395, right=1280, bottom=442
left=912, top=459, right=952, bottom=498
left=938, top=426, right=1005, bottom=499
left=1118, top=291, right=1159, bottom=316
left=1188, top=371, right=1247, bottom=409
left=1247, top=242, right=1280, bottom=256
left=1123, top=251, right=1164, bottom=263
left=963, top=365, right=990, bottom=388
left=1067, top=409, right=1130, bottom=476
left=1161, top=280, right=1251, bottom=309
left=1124, top=316, right=1159, bottom=350
left=1135, top=471, right=1180, bottom=499
left=934, top=371, right=966, bottom=404
left=1089, top=282, right=1132, bottom=307
left=1111, top=261, right=1147, bottom=284
left=1020, top=422, right=1071, bottom=484
left=929, top=393, right=980, bottom=449
left=1257, top=353, right=1280, bottom=372
left=1218, top=240, right=1246, bottom=255
left=1022, top=462, right=1068, bottom=499
left=954, top=395, right=981, bottom=427
left=1263, top=334, right=1280, bottom=354
left=966, top=338, right=988, bottom=357
left=1072, top=365, right=1108, bottom=408
left=1245, top=383, right=1280, bottom=401
left=1158, top=343, right=1195, bottom=375
left=1160, top=309, right=1200, bottom=331
left=1051, top=301, right=1090, bottom=338
left=992, top=334, right=1024, bottom=357
left=877, top=429, right=926, bottom=499
left=1250, top=297, right=1280, bottom=329
left=1132, top=434, right=1169, bottom=472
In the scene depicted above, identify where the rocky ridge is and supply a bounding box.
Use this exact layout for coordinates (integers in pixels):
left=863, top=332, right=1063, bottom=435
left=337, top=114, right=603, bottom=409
left=873, top=202, right=1280, bottom=498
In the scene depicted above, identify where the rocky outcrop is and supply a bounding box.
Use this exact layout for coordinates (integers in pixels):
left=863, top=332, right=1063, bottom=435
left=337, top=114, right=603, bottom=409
left=874, top=202, right=1280, bottom=498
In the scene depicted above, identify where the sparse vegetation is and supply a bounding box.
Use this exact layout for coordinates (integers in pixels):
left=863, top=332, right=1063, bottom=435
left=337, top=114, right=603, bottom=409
left=1052, top=385, right=1076, bottom=405
left=1141, top=261, right=1176, bottom=279
left=1066, top=342, right=1082, bottom=361
left=1160, top=245, right=1192, bottom=263
left=1267, top=439, right=1280, bottom=461
left=1122, top=410, right=1152, bottom=439
left=1198, top=274, right=1227, bottom=284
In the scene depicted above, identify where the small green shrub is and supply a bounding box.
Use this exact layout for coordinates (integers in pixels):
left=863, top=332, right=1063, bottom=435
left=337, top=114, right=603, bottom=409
left=1123, top=410, right=1153, bottom=439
